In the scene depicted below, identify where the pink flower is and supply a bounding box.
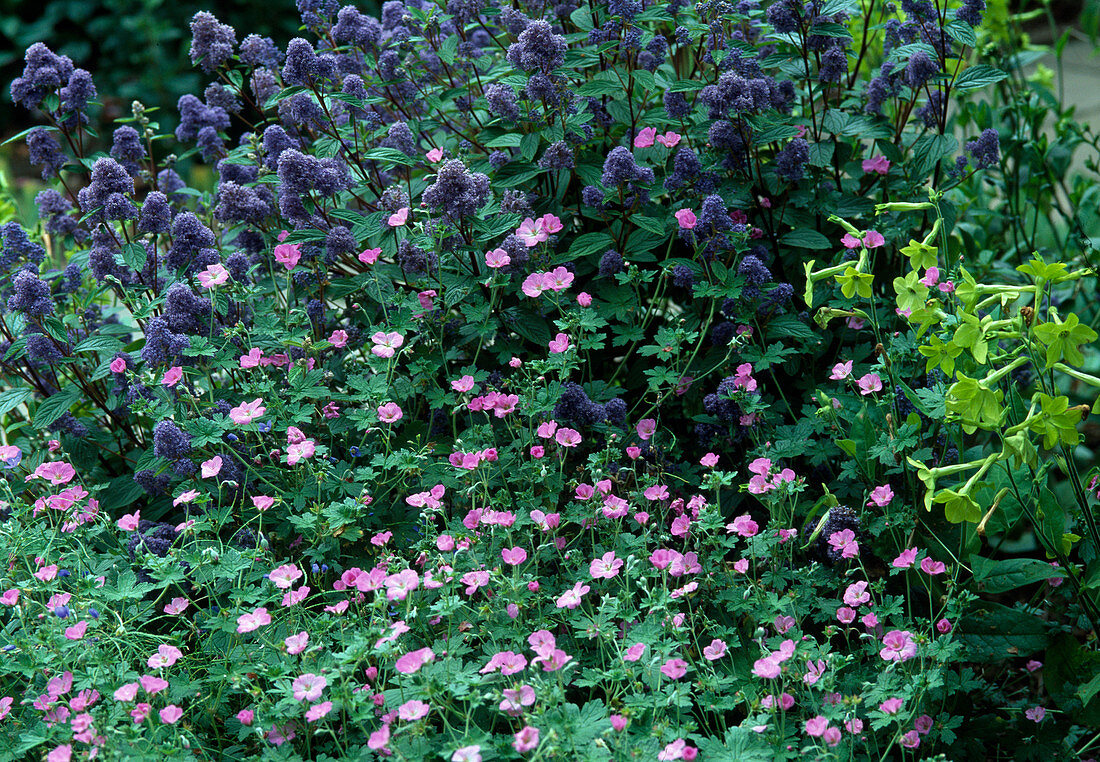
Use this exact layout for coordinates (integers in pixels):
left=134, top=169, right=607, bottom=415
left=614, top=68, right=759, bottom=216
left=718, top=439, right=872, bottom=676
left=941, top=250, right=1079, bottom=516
left=399, top=699, right=430, bottom=721
left=920, top=557, right=946, bottom=575
left=47, top=745, right=72, bottom=762
left=548, top=333, right=570, bottom=353
left=868, top=484, right=894, bottom=507
left=805, top=716, right=829, bottom=737
left=774, top=615, right=796, bottom=634
left=920, top=266, right=940, bottom=287
left=829, top=360, right=852, bottom=380
left=117, top=511, right=140, bottom=531
left=857, top=373, right=882, bottom=395
left=328, top=329, right=348, bottom=348
left=306, top=701, right=332, bottom=722
left=675, top=209, right=697, bottom=229
left=513, top=725, right=540, bottom=753
left=516, top=217, right=548, bottom=247
left=1026, top=659, right=1043, bottom=672
left=377, top=402, right=403, bottom=423
left=269, top=564, right=303, bottom=590
left=624, top=642, right=647, bottom=662
left=147, top=644, right=183, bottom=669
left=828, top=529, right=859, bottom=559
left=395, top=647, right=435, bottom=674
left=285, top=632, right=309, bottom=655
left=555, top=581, right=590, bottom=609
left=590, top=551, right=623, bottom=579
left=0, top=589, right=18, bottom=606
left=35, top=564, right=58, bottom=582
left=644, top=484, right=668, bottom=501
left=451, top=375, right=475, bottom=392
left=901, top=730, right=920, bottom=749
left=387, top=207, right=410, bottom=227
left=864, top=230, right=885, bottom=248
left=502, top=547, right=528, bottom=565
left=841, top=233, right=862, bottom=249
left=110, top=357, right=127, bottom=374
left=114, top=682, right=140, bottom=702
left=201, top=456, right=223, bottom=479
left=936, top=618, right=953, bottom=634
left=139, top=675, right=168, bottom=694
left=292, top=673, right=327, bottom=702
left=240, top=347, right=263, bottom=368
left=32, top=462, right=76, bottom=484
left=236, top=709, right=254, bottom=726
left=252, top=495, right=274, bottom=512
left=862, top=156, right=890, bottom=175
left=236, top=607, right=271, bottom=634
left=636, top=418, right=657, bottom=440
left=367, top=724, right=390, bottom=752
left=197, top=263, right=229, bottom=289
left=892, top=547, right=918, bottom=568
left=804, top=659, right=826, bottom=686
left=286, top=439, right=316, bottom=465
left=655, top=131, right=681, bottom=148
left=577, top=292, right=592, bottom=306
left=661, top=658, right=688, bottom=679
left=274, top=242, right=302, bottom=270
left=703, top=639, right=728, bottom=660
left=371, top=331, right=404, bottom=358
left=1025, top=706, right=1045, bottom=723
left=160, top=705, right=184, bottom=724
left=634, top=127, right=657, bottom=147
left=555, top=427, right=581, bottom=447
left=700, top=452, right=719, bottom=467
left=161, top=366, right=183, bottom=387
left=522, top=272, right=549, bottom=298
left=452, top=746, right=482, bottom=762
left=230, top=398, right=266, bottom=425
left=485, top=248, right=511, bottom=268
left=610, top=714, right=628, bottom=731
left=880, top=630, right=917, bottom=662
left=837, top=606, right=857, bottom=623
left=426, top=147, right=444, bottom=162
left=544, top=265, right=573, bottom=290
left=358, top=247, right=381, bottom=265
left=727, top=514, right=759, bottom=538
left=64, top=621, right=88, bottom=640
left=843, top=581, right=871, bottom=606
left=537, top=213, right=563, bottom=234
left=879, top=697, right=904, bottom=714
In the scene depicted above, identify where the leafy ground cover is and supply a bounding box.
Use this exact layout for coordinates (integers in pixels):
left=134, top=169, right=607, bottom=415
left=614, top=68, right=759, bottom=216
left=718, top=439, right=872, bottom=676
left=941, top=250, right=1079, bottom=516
left=1, top=0, right=1099, bottom=759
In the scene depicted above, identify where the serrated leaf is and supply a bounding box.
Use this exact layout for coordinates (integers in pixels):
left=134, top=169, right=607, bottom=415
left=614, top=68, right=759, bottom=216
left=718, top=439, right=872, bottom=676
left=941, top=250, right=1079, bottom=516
left=34, top=385, right=82, bottom=430
left=568, top=232, right=615, bottom=259
left=953, top=64, right=1007, bottom=93
left=0, top=388, right=33, bottom=417
left=74, top=335, right=124, bottom=354
left=780, top=229, right=832, bottom=250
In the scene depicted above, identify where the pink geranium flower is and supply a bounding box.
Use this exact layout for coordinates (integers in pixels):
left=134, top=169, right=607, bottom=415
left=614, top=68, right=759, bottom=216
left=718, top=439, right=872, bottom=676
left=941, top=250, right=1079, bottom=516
left=117, top=511, right=140, bottom=531
left=32, top=462, right=76, bottom=485
left=240, top=347, right=263, bottom=368
left=201, top=456, right=222, bottom=479
left=305, top=702, right=332, bottom=722
left=358, top=247, right=381, bottom=265
left=292, top=673, right=327, bottom=702
left=395, top=647, right=435, bottom=674
left=548, top=333, right=570, bottom=354
left=920, top=557, right=946, bottom=575
left=555, top=427, right=581, bottom=447
left=0, top=589, right=19, bottom=606
left=328, top=329, right=348, bottom=348
left=675, top=209, right=697, bottom=229
left=879, top=630, right=917, bottom=662
left=236, top=607, right=271, bottom=634
left=64, top=621, right=88, bottom=640
left=377, top=402, right=403, bottom=423
left=516, top=218, right=548, bottom=247
left=892, top=547, right=918, bottom=568
left=161, top=366, right=183, bottom=387
left=862, top=156, right=890, bottom=175
left=513, top=725, right=540, bottom=753
left=590, top=551, right=623, bottom=579
left=555, top=581, right=590, bottom=609
left=230, top=399, right=266, bottom=425
left=868, top=484, right=894, bottom=507
left=269, top=564, right=303, bottom=590
left=636, top=418, right=657, bottom=440
left=197, top=263, right=229, bottom=289
left=164, top=597, right=189, bottom=615
left=485, top=248, right=510, bottom=268
left=857, top=373, right=882, bottom=395
left=634, top=127, right=657, bottom=147
left=829, top=360, right=852, bottom=380
left=286, top=440, right=316, bottom=465
left=370, top=331, right=404, bottom=358
left=537, top=213, right=563, bottom=234
left=655, top=131, right=681, bottom=148
left=399, top=699, right=430, bottom=721
left=703, top=639, right=727, bottom=660
left=274, top=242, right=302, bottom=270
left=660, top=658, right=688, bottom=679
left=147, top=644, right=183, bottom=669
left=426, top=147, right=444, bottom=162
left=387, top=207, right=409, bottom=227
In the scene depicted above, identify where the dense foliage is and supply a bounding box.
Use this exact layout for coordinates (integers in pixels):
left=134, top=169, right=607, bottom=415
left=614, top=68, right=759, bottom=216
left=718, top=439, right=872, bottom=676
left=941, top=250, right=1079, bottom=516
left=1, top=0, right=1099, bottom=759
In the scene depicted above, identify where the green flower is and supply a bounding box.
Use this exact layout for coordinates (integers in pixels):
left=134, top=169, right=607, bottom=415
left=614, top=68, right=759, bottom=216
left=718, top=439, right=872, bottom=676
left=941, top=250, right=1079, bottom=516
left=1033, top=312, right=1098, bottom=369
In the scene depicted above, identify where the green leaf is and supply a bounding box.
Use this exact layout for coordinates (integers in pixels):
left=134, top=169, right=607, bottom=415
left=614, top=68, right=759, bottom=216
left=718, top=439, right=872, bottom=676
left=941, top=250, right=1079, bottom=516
left=953, top=64, right=1008, bottom=93
left=910, top=134, right=958, bottom=177
left=34, top=385, right=82, bottom=430
left=520, top=132, right=541, bottom=162
left=568, top=232, right=615, bottom=259
left=576, top=78, right=623, bottom=96
left=484, top=134, right=523, bottom=148
left=780, top=229, right=832, bottom=250
left=363, top=146, right=417, bottom=167
left=0, top=388, right=33, bottom=417
left=959, top=602, right=1049, bottom=660
left=631, top=215, right=665, bottom=235
left=971, top=556, right=1064, bottom=593
left=73, top=335, right=124, bottom=354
